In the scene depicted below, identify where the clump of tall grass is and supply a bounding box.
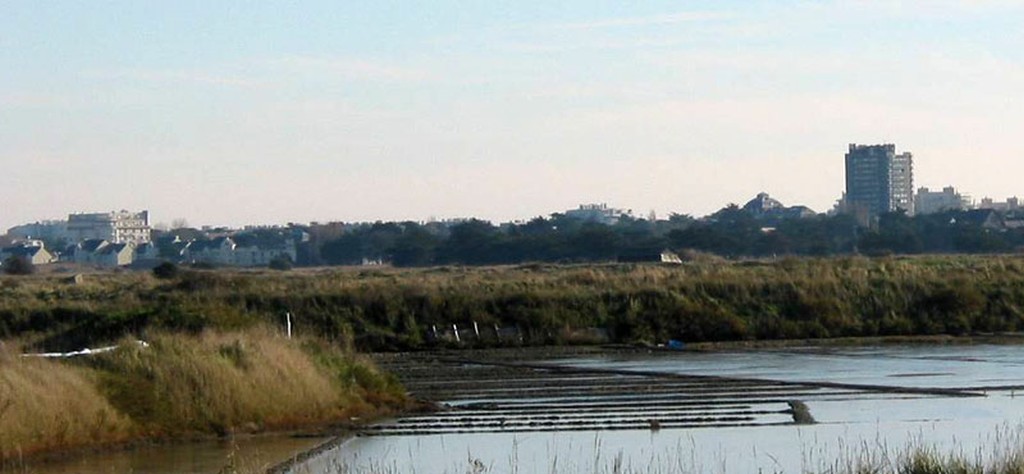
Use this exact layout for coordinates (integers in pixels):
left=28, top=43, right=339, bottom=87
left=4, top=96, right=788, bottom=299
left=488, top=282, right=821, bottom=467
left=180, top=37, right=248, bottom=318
left=87, top=328, right=403, bottom=437
left=0, top=344, right=132, bottom=461
left=0, top=328, right=408, bottom=464
left=818, top=425, right=1024, bottom=474
left=897, top=449, right=983, bottom=474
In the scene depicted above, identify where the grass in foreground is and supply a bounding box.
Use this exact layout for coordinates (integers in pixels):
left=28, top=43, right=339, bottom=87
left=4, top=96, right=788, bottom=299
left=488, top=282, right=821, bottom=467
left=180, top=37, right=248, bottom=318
left=0, top=328, right=407, bottom=465
left=0, top=345, right=132, bottom=462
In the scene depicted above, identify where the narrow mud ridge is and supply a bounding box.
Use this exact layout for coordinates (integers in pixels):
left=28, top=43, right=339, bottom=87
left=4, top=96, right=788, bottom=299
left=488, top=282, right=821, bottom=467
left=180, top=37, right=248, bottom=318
left=460, top=358, right=987, bottom=398
left=366, top=351, right=982, bottom=437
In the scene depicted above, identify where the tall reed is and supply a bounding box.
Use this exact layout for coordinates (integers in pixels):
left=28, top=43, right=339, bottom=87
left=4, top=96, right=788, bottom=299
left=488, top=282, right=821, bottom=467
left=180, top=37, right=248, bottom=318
left=0, top=328, right=406, bottom=464
left=0, top=345, right=132, bottom=461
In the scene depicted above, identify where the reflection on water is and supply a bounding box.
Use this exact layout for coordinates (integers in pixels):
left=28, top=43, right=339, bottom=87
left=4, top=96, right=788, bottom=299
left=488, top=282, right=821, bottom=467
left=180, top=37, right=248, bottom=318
left=308, top=418, right=1024, bottom=474
left=294, top=345, right=1024, bottom=474
left=297, top=396, right=1024, bottom=473
left=561, top=345, right=1024, bottom=389
left=8, top=435, right=328, bottom=474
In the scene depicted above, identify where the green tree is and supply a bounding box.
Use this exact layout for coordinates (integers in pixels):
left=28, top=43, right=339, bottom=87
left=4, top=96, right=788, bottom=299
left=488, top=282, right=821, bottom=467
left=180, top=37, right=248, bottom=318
left=391, top=223, right=440, bottom=267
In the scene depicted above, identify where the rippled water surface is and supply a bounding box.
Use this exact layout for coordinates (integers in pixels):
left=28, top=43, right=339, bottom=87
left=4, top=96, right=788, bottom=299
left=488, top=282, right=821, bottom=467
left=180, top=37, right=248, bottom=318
left=10, top=435, right=327, bottom=474
left=294, top=345, right=1024, bottom=474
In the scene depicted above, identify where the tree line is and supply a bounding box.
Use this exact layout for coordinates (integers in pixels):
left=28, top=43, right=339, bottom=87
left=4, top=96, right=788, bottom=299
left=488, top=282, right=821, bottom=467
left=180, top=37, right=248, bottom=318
left=302, top=207, right=1024, bottom=267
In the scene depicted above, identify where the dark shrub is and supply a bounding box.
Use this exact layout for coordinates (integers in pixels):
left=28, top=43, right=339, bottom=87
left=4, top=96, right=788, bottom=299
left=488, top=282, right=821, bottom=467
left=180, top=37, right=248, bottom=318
left=2, top=256, right=35, bottom=275
left=152, top=262, right=180, bottom=279
left=268, top=255, right=293, bottom=271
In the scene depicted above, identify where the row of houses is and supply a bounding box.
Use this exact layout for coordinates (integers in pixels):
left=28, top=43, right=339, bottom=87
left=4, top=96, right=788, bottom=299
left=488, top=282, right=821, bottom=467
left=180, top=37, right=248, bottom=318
left=0, top=241, right=57, bottom=265
left=65, top=239, right=157, bottom=267
left=178, top=236, right=297, bottom=267
left=0, top=239, right=158, bottom=268
left=2, top=236, right=297, bottom=269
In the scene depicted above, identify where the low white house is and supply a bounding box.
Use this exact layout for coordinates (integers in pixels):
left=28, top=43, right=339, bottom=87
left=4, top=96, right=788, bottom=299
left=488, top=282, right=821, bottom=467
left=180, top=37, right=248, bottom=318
left=66, top=239, right=111, bottom=265
left=182, top=237, right=296, bottom=267
left=0, top=244, right=56, bottom=265
left=64, top=239, right=138, bottom=268
left=134, top=242, right=160, bottom=261
left=96, top=243, right=134, bottom=267
left=183, top=237, right=236, bottom=265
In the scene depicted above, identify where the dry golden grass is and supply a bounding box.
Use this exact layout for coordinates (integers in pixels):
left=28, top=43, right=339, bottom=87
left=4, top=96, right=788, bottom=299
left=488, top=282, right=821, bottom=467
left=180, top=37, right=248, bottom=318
left=0, top=346, right=132, bottom=460
left=93, top=328, right=389, bottom=437
left=0, top=328, right=405, bottom=464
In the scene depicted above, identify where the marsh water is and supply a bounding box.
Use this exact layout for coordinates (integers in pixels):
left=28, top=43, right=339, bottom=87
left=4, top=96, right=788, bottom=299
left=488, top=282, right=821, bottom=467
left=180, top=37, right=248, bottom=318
left=295, top=345, right=1024, bottom=474
left=8, top=435, right=328, bottom=474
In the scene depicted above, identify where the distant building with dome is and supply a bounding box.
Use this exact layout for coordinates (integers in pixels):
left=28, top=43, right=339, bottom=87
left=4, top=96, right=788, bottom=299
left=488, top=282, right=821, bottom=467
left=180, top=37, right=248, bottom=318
left=741, top=192, right=816, bottom=221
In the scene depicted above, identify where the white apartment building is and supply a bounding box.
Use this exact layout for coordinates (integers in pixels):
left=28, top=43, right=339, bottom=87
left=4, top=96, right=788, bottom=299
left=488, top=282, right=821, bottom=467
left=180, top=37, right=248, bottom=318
left=66, top=210, right=152, bottom=245
left=565, top=203, right=632, bottom=225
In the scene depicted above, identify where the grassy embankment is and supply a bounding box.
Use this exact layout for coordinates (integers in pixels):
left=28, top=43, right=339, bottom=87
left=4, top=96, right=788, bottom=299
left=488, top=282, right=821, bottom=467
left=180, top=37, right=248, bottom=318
left=3, top=255, right=1024, bottom=469
left=4, top=255, right=1024, bottom=353
left=0, top=328, right=407, bottom=466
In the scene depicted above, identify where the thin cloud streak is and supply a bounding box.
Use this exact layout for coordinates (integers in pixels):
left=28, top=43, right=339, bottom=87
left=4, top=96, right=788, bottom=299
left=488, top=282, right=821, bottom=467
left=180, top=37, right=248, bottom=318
left=544, top=11, right=732, bottom=30
left=81, top=68, right=263, bottom=88
left=266, top=56, right=436, bottom=83
left=0, top=93, right=77, bottom=108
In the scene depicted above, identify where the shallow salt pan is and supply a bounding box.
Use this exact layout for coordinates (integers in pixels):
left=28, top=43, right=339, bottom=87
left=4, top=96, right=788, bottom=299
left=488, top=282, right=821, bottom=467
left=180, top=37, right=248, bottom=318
left=297, top=345, right=1024, bottom=474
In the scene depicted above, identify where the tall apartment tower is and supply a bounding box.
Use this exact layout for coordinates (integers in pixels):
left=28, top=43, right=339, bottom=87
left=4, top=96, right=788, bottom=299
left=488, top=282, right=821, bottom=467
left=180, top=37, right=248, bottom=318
left=844, top=144, right=914, bottom=216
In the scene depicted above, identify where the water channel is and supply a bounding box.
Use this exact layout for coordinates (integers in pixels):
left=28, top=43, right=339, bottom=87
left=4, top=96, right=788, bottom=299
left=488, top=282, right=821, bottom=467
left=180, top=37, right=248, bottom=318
left=294, top=345, right=1024, bottom=474
left=7, top=435, right=328, bottom=474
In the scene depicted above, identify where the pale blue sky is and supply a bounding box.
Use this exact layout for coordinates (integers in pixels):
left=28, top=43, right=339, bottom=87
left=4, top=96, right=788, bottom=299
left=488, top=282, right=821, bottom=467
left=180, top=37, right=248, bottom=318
left=2, top=1, right=1023, bottom=229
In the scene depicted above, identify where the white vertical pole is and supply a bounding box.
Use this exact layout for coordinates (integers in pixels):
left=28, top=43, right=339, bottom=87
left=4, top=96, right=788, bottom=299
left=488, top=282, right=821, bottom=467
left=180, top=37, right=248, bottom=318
left=286, top=312, right=293, bottom=339
left=453, top=324, right=461, bottom=343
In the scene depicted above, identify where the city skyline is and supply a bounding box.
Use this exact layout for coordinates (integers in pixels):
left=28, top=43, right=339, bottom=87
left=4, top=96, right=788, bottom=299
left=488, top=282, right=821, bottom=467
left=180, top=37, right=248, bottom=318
left=3, top=1, right=1024, bottom=231
left=8, top=180, right=1021, bottom=236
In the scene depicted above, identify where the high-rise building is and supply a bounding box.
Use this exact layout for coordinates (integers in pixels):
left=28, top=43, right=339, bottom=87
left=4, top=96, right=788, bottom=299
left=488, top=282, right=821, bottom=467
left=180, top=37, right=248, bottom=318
left=844, top=144, right=914, bottom=216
